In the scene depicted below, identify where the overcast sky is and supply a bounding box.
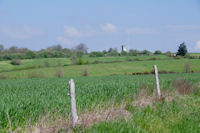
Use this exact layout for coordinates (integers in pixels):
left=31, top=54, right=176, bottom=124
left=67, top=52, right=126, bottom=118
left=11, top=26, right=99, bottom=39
left=0, top=0, right=200, bottom=52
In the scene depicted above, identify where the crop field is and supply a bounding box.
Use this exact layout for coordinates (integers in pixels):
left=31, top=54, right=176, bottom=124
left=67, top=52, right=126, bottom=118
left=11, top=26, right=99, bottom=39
left=0, top=73, right=200, bottom=132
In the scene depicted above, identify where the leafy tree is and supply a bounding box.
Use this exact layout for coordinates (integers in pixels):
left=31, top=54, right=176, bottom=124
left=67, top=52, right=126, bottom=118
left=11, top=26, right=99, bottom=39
left=141, top=50, right=152, bottom=55
left=47, top=44, right=63, bottom=51
left=165, top=51, right=172, bottom=56
left=177, top=42, right=187, bottom=56
left=0, top=44, right=4, bottom=52
left=25, top=51, right=37, bottom=59
left=89, top=51, right=104, bottom=57
left=77, top=58, right=84, bottom=65
left=71, top=55, right=78, bottom=64
left=154, top=50, right=162, bottom=55
left=107, top=48, right=118, bottom=56
left=8, top=46, right=28, bottom=53
left=129, top=49, right=140, bottom=56
left=75, top=43, right=88, bottom=54
left=76, top=50, right=84, bottom=57
left=10, top=59, right=22, bottom=65
left=121, top=51, right=127, bottom=56
left=102, top=50, right=107, bottom=54
left=108, top=48, right=113, bottom=53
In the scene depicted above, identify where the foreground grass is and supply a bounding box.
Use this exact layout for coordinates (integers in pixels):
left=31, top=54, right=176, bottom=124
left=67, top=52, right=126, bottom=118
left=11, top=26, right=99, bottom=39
left=81, top=95, right=200, bottom=133
left=0, top=73, right=200, bottom=132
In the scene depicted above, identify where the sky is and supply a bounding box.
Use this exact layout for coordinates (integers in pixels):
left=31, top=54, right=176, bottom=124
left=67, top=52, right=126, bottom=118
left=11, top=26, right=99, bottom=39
left=0, top=0, right=200, bottom=52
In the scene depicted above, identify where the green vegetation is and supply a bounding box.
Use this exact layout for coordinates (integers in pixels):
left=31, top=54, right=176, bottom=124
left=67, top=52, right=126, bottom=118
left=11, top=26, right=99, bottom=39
left=0, top=73, right=200, bottom=132
left=0, top=54, right=200, bottom=132
left=1, top=56, right=200, bottom=79
left=177, top=42, right=188, bottom=56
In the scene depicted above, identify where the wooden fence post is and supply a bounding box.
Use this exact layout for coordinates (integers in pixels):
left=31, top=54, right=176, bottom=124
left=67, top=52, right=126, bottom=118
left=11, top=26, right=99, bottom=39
left=69, top=79, right=78, bottom=127
left=154, top=65, right=161, bottom=98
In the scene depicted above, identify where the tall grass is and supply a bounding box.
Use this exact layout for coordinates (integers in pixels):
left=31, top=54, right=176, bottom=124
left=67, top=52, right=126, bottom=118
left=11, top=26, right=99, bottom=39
left=0, top=73, right=200, bottom=132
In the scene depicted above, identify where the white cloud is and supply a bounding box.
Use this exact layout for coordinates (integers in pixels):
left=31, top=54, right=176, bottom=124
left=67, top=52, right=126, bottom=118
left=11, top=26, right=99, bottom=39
left=101, top=23, right=117, bottom=32
left=195, top=41, right=200, bottom=50
left=167, top=25, right=200, bottom=31
left=58, top=25, right=96, bottom=46
left=57, top=36, right=76, bottom=46
left=63, top=26, right=83, bottom=37
left=125, top=27, right=155, bottom=35
left=1, top=25, right=43, bottom=40
left=63, top=25, right=95, bottom=37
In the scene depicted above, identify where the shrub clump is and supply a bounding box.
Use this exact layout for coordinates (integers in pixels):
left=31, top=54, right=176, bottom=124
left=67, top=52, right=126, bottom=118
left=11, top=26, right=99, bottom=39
left=54, top=67, right=64, bottom=78
left=92, top=60, right=100, bottom=64
left=77, top=58, right=84, bottom=65
left=0, top=73, right=6, bottom=79
left=43, top=61, right=50, bottom=67
left=133, top=58, right=141, bottom=61
left=82, top=68, right=89, bottom=76
left=28, top=72, right=46, bottom=79
left=184, top=62, right=191, bottom=73
left=10, top=59, right=22, bottom=65
left=71, top=56, right=78, bottom=65
left=172, top=79, right=197, bottom=94
left=148, top=57, right=157, bottom=60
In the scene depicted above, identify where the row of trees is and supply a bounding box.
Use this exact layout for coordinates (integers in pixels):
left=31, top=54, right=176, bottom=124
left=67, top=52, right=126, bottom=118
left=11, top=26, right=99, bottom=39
left=0, top=43, right=88, bottom=61
left=0, top=42, right=187, bottom=61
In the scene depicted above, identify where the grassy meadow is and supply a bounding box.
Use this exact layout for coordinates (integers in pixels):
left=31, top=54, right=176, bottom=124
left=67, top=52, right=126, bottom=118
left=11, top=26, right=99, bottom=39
left=0, top=55, right=200, bottom=132
left=1, top=55, right=200, bottom=79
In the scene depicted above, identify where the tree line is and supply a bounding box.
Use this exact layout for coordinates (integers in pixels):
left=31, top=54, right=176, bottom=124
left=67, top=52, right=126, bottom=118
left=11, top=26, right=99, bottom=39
left=0, top=42, right=187, bottom=61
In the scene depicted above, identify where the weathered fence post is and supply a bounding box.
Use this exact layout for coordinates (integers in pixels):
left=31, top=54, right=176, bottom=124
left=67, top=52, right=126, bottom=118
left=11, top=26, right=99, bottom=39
left=69, top=79, right=78, bottom=127
left=154, top=65, right=161, bottom=98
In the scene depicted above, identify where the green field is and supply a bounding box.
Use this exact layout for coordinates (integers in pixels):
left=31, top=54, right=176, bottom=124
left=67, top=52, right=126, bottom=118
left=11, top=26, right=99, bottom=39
left=0, top=55, right=200, bottom=132
left=0, top=73, right=200, bottom=132
left=189, top=53, right=200, bottom=57
left=0, top=55, right=170, bottom=73
left=1, top=55, right=200, bottom=79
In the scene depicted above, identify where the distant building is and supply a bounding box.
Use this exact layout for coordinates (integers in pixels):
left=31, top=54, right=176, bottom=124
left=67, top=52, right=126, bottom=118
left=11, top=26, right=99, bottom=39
left=121, top=45, right=127, bottom=52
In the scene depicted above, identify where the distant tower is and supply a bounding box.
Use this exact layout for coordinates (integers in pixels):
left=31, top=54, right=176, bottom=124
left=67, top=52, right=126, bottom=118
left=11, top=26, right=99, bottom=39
left=121, top=45, right=127, bottom=52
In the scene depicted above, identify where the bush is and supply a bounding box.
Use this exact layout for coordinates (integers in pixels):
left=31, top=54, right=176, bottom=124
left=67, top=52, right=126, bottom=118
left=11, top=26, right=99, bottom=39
left=172, top=79, right=197, bottom=94
left=71, top=56, right=78, bottom=65
left=28, top=72, right=46, bottom=78
left=129, top=49, right=140, bottom=56
left=85, top=60, right=89, bottom=64
left=92, top=60, right=101, bottom=64
left=121, top=51, right=127, bottom=56
left=143, top=71, right=151, bottom=74
left=82, top=68, right=89, bottom=76
left=76, top=50, right=84, bottom=57
left=54, top=67, right=64, bottom=78
left=154, top=50, right=162, bottom=55
left=148, top=57, right=157, bottom=60
left=165, top=51, right=172, bottom=56
left=134, top=58, right=141, bottom=61
left=184, top=62, right=191, bottom=73
left=159, top=70, right=169, bottom=74
left=141, top=50, right=152, bottom=56
left=174, top=56, right=181, bottom=59
left=89, top=51, right=104, bottom=57
left=10, top=59, right=22, bottom=65
left=0, top=73, right=6, bottom=79
left=77, top=58, right=84, bottom=65
left=126, top=57, right=133, bottom=61
left=43, top=61, right=50, bottom=67
left=189, top=56, right=198, bottom=59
